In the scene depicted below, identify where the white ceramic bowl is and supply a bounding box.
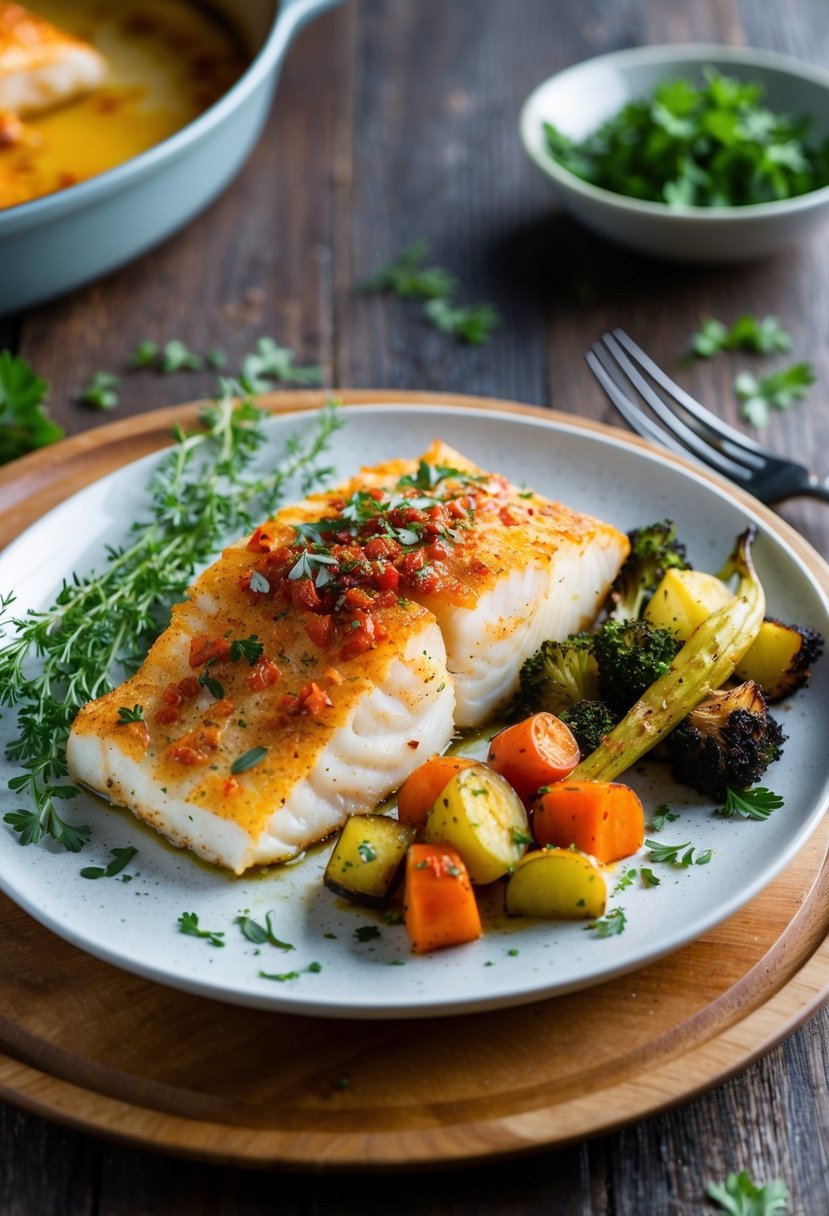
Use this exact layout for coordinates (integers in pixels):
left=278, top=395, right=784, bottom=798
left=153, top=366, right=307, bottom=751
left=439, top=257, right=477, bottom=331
left=520, top=44, right=829, bottom=263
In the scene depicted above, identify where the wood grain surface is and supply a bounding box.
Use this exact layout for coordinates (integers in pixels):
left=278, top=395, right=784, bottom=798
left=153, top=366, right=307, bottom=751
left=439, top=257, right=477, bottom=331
left=0, top=396, right=826, bottom=1171
left=2, top=0, right=829, bottom=1211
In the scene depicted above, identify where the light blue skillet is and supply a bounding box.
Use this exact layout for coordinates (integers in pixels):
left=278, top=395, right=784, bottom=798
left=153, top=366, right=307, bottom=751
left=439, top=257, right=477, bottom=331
left=0, top=0, right=344, bottom=315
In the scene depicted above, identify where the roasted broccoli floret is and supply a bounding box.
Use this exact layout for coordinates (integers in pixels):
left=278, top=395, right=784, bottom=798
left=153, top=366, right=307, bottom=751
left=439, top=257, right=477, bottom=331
left=560, top=700, right=618, bottom=756
left=665, top=680, right=786, bottom=800
left=517, top=632, right=598, bottom=716
left=607, top=519, right=690, bottom=620
left=593, top=618, right=682, bottom=715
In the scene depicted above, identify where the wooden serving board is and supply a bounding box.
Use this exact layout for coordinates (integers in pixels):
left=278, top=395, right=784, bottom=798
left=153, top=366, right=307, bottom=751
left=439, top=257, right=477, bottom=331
left=0, top=391, right=827, bottom=1169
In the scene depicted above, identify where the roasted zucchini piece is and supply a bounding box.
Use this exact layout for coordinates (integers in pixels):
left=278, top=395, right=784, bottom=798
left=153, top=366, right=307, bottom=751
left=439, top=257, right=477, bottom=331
left=324, top=814, right=416, bottom=907
left=424, top=763, right=530, bottom=885
left=505, top=847, right=607, bottom=919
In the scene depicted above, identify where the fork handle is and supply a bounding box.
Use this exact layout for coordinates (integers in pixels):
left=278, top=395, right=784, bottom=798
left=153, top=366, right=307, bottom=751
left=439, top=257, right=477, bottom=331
left=804, top=475, right=829, bottom=504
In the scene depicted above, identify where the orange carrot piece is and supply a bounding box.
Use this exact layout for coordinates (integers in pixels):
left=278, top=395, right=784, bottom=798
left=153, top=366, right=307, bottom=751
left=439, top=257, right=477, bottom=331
left=396, top=754, right=477, bottom=829
left=532, top=779, right=644, bottom=863
left=487, top=713, right=580, bottom=802
left=403, top=843, right=482, bottom=954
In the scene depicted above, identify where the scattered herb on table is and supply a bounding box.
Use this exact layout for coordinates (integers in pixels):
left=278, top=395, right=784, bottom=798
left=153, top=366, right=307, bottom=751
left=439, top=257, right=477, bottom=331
left=424, top=298, right=500, bottom=346
left=236, top=910, right=294, bottom=951
left=706, top=1170, right=790, bottom=1214
left=0, top=389, right=342, bottom=852
left=543, top=67, right=829, bottom=206
left=0, top=352, right=64, bottom=465
left=239, top=337, right=322, bottom=394
left=77, top=371, right=121, bottom=411
left=585, top=907, right=627, bottom=937
left=645, top=839, right=712, bottom=866
left=80, top=845, right=138, bottom=880
left=717, top=786, right=784, bottom=821
left=734, top=362, right=815, bottom=429
left=362, top=241, right=500, bottom=345
left=178, top=911, right=225, bottom=947
left=691, top=315, right=792, bottom=357
left=160, top=340, right=204, bottom=374
left=128, top=340, right=159, bottom=369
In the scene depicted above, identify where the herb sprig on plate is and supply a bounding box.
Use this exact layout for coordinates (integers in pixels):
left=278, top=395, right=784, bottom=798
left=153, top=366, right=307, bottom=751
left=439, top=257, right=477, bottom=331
left=0, top=387, right=342, bottom=852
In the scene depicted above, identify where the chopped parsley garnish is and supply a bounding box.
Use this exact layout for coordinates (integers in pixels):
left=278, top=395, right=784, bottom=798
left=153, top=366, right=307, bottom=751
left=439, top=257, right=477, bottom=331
left=80, top=845, right=138, bottom=880
left=239, top=337, right=322, bottom=393
left=585, top=907, right=627, bottom=937
left=735, top=363, right=815, bottom=429
left=117, top=704, right=144, bottom=724
left=236, top=910, right=294, bottom=950
left=0, top=351, right=64, bottom=465
left=649, top=805, right=680, bottom=831
left=357, top=840, right=376, bottom=863
left=640, top=867, right=661, bottom=888
left=354, top=924, right=381, bottom=942
left=362, top=241, right=499, bottom=345
left=178, top=911, right=225, bottom=947
left=543, top=67, right=829, bottom=207
left=717, top=786, right=784, bottom=821
left=612, top=868, right=637, bottom=894
left=230, top=635, right=264, bottom=666
left=230, top=747, right=268, bottom=775
left=77, top=371, right=120, bottom=411
left=691, top=314, right=792, bottom=358
left=645, top=839, right=711, bottom=867
left=197, top=668, right=225, bottom=699
left=259, top=961, right=322, bottom=982
left=160, top=340, right=204, bottom=373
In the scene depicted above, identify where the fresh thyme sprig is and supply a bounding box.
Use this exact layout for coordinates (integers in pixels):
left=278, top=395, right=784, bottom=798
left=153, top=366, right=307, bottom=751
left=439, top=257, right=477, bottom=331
left=0, top=386, right=342, bottom=852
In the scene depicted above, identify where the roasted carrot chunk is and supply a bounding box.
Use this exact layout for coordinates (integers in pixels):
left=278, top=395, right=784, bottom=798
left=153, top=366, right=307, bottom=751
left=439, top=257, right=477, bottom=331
left=396, top=754, right=477, bottom=829
left=487, top=712, right=580, bottom=801
left=532, top=779, right=644, bottom=863
left=403, top=843, right=482, bottom=954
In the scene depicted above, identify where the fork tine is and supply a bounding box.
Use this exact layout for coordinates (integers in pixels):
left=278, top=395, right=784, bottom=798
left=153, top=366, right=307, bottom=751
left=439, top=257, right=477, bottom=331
left=586, top=349, right=696, bottom=460
left=596, top=334, right=754, bottom=482
left=611, top=328, right=767, bottom=465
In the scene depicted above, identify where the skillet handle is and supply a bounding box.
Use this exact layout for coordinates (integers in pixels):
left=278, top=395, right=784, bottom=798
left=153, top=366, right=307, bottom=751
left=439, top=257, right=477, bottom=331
left=270, top=0, right=347, bottom=57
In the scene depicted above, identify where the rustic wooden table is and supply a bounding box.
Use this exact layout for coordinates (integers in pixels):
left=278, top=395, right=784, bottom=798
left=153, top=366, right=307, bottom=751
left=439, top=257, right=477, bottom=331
left=1, top=1, right=828, bottom=1212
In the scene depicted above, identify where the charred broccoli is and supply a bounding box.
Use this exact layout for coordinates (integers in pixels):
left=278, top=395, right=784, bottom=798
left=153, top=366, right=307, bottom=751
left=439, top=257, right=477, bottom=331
left=560, top=700, right=618, bottom=756
left=665, top=680, right=785, bottom=800
left=517, top=632, right=598, bottom=716
left=593, top=618, right=682, bottom=715
left=607, top=519, right=690, bottom=620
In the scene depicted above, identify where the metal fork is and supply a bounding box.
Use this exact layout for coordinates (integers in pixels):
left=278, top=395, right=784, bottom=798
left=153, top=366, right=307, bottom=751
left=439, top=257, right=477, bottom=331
left=586, top=329, right=829, bottom=505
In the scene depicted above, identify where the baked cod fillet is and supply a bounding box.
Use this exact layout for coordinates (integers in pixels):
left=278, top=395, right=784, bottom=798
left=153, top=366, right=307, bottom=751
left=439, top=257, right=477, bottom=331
left=0, top=3, right=106, bottom=117
left=68, top=441, right=626, bottom=874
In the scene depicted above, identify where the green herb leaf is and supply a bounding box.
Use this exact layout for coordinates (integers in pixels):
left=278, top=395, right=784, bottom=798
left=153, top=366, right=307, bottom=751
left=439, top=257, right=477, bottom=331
left=706, top=1170, right=789, bottom=1215
left=117, top=704, right=144, bottom=724
left=128, top=340, right=158, bottom=369
left=354, top=924, right=381, bottom=942
left=230, top=746, right=268, bottom=775
left=424, top=298, right=500, bottom=345
left=735, top=362, right=815, bottom=429
left=239, top=337, right=322, bottom=393
left=236, top=910, right=294, bottom=950
left=585, top=907, right=627, bottom=937
left=718, top=786, right=784, bottom=820
left=230, top=635, right=264, bottom=666
left=4, top=806, right=90, bottom=852
left=160, top=340, right=204, bottom=373
left=649, top=805, right=679, bottom=831
left=640, top=867, right=661, bottom=888
left=645, top=838, right=709, bottom=867
left=612, top=868, right=637, bottom=894
left=361, top=241, right=457, bottom=300
left=0, top=352, right=64, bottom=464
left=81, top=845, right=138, bottom=880
left=691, top=315, right=792, bottom=357
left=76, top=371, right=121, bottom=411
left=178, top=911, right=224, bottom=947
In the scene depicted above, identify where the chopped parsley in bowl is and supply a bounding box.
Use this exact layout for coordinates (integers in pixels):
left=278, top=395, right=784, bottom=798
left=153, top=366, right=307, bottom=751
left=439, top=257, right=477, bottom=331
left=519, top=44, right=829, bottom=262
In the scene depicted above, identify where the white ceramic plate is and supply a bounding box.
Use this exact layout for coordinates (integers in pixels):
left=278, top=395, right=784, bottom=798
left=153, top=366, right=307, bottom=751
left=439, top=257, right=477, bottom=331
left=1, top=405, right=827, bottom=1019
